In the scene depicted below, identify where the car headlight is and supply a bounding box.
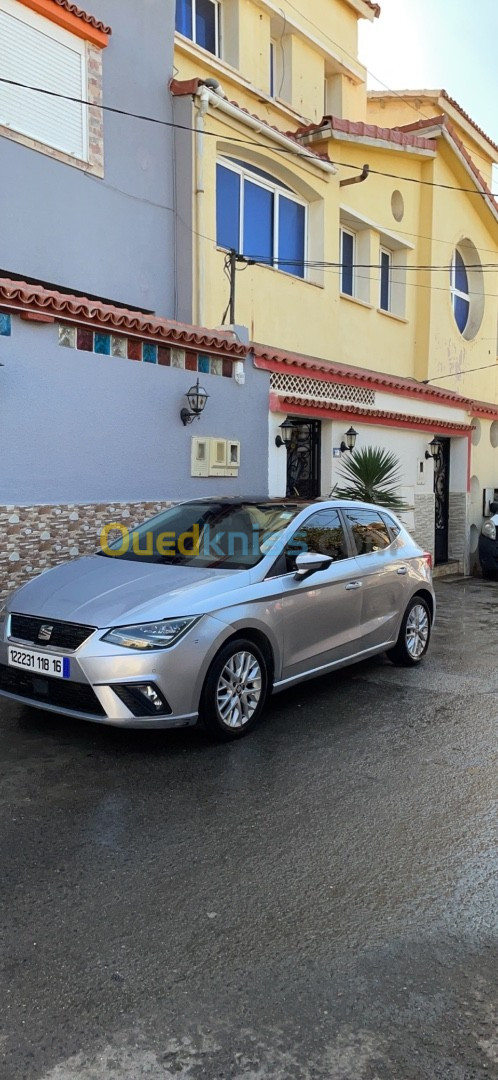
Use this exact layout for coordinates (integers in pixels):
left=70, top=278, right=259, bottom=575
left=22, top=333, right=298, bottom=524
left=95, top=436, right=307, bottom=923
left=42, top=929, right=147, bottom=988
left=482, top=520, right=496, bottom=540
left=102, top=617, right=200, bottom=650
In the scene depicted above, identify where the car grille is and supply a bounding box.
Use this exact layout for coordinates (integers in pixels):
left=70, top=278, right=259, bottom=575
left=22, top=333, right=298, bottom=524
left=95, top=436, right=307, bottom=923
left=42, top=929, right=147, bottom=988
left=9, top=614, right=95, bottom=651
left=0, top=664, right=106, bottom=716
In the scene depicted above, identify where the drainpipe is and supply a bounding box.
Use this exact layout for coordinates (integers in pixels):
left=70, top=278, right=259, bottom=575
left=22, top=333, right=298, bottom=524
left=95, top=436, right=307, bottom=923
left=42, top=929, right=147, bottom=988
left=339, top=164, right=370, bottom=188
left=194, top=84, right=210, bottom=327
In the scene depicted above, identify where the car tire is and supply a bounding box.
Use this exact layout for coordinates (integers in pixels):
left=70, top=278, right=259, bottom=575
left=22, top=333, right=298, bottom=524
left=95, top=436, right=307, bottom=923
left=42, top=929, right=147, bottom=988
left=387, top=595, right=432, bottom=667
left=199, top=638, right=268, bottom=741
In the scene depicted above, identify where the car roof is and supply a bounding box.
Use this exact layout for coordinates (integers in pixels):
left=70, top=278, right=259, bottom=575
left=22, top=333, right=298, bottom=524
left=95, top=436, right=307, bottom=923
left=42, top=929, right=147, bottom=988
left=177, top=497, right=398, bottom=514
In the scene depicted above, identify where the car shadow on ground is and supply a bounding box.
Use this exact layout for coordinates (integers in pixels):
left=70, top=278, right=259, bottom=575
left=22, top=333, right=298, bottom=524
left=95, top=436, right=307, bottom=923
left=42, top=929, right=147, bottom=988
left=8, top=651, right=395, bottom=761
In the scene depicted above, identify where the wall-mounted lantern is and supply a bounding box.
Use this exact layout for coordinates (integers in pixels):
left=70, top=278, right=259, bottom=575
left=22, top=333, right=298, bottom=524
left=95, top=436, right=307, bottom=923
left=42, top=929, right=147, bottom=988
left=180, top=379, right=209, bottom=426
left=340, top=427, right=358, bottom=453
left=275, top=418, right=296, bottom=448
left=425, top=437, right=440, bottom=461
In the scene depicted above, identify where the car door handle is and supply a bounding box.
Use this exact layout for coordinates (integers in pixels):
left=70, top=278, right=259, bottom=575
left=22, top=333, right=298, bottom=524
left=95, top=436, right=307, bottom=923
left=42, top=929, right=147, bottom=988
left=345, top=581, right=362, bottom=591
left=396, top=566, right=408, bottom=575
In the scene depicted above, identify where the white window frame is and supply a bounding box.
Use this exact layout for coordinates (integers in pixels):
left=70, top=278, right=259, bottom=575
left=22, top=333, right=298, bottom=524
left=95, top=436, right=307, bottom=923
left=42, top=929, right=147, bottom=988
left=217, top=157, right=308, bottom=278
left=177, top=0, right=220, bottom=56
left=270, top=38, right=277, bottom=97
left=379, top=247, right=392, bottom=312
left=340, top=226, right=356, bottom=297
left=0, top=0, right=88, bottom=159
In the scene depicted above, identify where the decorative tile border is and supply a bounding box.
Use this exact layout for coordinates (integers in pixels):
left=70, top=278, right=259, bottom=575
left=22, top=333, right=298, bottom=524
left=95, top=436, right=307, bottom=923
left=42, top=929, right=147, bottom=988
left=0, top=502, right=173, bottom=601
left=58, top=324, right=233, bottom=376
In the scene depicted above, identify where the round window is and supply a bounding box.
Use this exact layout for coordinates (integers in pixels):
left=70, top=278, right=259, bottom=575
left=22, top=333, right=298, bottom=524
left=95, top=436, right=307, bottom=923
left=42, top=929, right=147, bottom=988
left=391, top=190, right=404, bottom=222
left=450, top=239, right=484, bottom=340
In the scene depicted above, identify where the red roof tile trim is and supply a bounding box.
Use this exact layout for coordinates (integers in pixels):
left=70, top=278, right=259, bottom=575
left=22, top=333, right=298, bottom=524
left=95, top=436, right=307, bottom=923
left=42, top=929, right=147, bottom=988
left=368, top=90, right=498, bottom=156
left=50, top=0, right=111, bottom=34
left=364, top=0, right=381, bottom=14
left=0, top=279, right=246, bottom=357
left=253, top=343, right=484, bottom=409
left=169, top=79, right=332, bottom=164
left=271, top=395, right=473, bottom=433
left=440, top=90, right=498, bottom=155
left=396, top=117, right=498, bottom=212
left=294, top=115, right=437, bottom=152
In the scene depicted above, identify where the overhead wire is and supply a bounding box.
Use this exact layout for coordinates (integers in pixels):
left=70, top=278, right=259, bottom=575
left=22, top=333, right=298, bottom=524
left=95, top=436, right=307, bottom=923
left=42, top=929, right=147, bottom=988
left=1, top=76, right=498, bottom=199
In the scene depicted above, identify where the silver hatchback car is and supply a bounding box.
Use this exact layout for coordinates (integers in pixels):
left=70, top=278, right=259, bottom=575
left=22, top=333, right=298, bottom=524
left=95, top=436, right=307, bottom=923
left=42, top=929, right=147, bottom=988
left=0, top=499, right=435, bottom=740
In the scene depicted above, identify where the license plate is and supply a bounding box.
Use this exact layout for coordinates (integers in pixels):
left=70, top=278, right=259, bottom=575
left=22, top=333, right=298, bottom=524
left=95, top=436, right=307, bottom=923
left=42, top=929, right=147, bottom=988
left=8, top=646, right=70, bottom=679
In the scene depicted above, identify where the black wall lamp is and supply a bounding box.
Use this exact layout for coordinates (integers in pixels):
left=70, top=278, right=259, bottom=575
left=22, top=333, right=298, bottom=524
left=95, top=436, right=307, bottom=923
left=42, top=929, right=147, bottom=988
left=425, top=437, right=440, bottom=461
left=275, top=418, right=296, bottom=448
left=180, top=378, right=209, bottom=426
left=340, top=426, right=358, bottom=453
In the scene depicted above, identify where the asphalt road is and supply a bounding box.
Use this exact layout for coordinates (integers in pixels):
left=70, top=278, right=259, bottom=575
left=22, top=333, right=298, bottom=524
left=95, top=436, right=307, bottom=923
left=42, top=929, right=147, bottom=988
left=1, top=579, right=497, bottom=1080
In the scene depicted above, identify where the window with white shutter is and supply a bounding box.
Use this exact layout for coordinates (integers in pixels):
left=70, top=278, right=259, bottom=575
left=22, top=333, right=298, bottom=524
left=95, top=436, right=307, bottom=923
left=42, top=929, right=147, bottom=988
left=0, top=0, right=87, bottom=160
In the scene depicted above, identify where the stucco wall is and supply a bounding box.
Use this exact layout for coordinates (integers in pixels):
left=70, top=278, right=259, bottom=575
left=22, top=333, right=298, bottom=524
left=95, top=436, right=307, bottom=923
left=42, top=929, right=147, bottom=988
left=0, top=0, right=177, bottom=317
left=0, top=317, right=270, bottom=505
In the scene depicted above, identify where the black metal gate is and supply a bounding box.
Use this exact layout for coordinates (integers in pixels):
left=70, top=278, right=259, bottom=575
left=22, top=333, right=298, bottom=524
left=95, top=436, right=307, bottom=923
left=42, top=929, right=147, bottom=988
left=285, top=418, right=321, bottom=499
left=434, top=437, right=450, bottom=565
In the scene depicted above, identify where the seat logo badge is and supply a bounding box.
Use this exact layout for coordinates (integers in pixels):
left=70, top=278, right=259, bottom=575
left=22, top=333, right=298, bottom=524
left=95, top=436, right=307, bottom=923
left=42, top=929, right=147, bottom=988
left=38, top=624, right=54, bottom=642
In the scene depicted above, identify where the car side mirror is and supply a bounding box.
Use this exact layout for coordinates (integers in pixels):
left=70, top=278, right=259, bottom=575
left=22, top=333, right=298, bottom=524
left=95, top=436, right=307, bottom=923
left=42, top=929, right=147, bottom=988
left=294, top=552, right=333, bottom=579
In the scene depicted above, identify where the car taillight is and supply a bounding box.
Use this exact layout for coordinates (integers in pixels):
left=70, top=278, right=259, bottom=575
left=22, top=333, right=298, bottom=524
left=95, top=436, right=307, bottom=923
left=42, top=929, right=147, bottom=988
left=422, top=551, right=433, bottom=571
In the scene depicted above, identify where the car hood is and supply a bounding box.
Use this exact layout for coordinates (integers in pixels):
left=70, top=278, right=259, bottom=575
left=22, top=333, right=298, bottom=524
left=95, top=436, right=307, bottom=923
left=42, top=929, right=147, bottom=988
left=8, top=556, right=246, bottom=627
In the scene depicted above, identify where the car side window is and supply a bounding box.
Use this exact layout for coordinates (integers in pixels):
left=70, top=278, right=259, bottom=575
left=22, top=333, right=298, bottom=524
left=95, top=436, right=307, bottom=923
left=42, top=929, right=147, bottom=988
left=344, top=509, right=392, bottom=555
left=282, top=509, right=350, bottom=570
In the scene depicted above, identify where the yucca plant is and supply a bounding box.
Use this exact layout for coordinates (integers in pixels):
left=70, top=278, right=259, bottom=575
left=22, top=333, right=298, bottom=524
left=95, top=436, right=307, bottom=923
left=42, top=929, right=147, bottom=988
left=331, top=446, right=410, bottom=512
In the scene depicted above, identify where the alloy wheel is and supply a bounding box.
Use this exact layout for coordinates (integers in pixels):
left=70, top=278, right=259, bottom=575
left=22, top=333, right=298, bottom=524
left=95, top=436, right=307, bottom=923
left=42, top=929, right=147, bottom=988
left=216, top=650, right=263, bottom=728
left=405, top=603, right=430, bottom=659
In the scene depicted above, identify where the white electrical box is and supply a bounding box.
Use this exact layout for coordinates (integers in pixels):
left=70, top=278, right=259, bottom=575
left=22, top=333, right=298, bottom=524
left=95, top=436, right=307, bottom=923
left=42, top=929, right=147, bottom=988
left=209, top=438, right=228, bottom=472
left=191, top=437, right=209, bottom=477
left=191, top=438, right=241, bottom=477
left=416, top=459, right=425, bottom=485
left=225, top=440, right=240, bottom=476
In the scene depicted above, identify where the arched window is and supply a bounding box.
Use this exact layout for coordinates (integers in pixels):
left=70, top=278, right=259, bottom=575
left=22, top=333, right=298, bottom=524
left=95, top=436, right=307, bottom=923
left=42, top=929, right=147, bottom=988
left=216, top=158, right=307, bottom=279
left=450, top=249, right=470, bottom=334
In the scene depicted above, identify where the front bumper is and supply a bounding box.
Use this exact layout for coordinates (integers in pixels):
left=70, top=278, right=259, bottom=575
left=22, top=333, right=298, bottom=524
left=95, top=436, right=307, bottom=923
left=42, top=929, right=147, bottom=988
left=0, top=613, right=225, bottom=728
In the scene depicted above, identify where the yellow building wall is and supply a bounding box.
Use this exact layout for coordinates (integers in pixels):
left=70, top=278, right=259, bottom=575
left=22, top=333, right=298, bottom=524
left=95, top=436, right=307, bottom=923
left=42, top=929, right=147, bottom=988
left=422, top=144, right=498, bottom=405
left=366, top=95, right=496, bottom=189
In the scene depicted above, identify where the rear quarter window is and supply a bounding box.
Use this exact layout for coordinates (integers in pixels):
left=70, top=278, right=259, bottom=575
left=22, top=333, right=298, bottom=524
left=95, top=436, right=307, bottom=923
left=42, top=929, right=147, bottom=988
left=344, top=509, right=392, bottom=555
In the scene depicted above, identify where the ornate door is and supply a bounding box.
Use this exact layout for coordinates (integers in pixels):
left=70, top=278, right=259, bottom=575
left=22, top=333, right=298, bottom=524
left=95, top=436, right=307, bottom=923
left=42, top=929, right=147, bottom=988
left=434, top=437, right=450, bottom=565
left=285, top=419, right=321, bottom=499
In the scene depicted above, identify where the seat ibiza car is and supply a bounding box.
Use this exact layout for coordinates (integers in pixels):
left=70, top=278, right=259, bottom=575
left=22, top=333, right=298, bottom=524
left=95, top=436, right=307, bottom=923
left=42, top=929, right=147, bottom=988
left=0, top=499, right=435, bottom=740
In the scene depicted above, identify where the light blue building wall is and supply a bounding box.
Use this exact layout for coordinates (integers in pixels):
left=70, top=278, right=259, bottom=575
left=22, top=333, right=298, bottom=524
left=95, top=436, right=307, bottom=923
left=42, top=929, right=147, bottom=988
left=0, top=0, right=177, bottom=316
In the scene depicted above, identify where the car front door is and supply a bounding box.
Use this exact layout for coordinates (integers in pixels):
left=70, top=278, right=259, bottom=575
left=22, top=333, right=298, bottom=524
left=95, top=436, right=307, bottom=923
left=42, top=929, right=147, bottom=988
left=269, top=508, right=364, bottom=683
left=342, top=507, right=408, bottom=649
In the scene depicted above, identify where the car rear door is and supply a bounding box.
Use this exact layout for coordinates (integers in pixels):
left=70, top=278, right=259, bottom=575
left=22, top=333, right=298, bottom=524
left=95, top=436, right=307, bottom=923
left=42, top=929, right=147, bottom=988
left=268, top=508, right=364, bottom=682
left=342, top=507, right=409, bottom=649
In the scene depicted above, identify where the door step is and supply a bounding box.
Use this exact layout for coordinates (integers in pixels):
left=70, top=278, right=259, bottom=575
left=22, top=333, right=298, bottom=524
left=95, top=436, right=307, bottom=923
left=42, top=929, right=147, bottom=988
left=432, top=560, right=463, bottom=580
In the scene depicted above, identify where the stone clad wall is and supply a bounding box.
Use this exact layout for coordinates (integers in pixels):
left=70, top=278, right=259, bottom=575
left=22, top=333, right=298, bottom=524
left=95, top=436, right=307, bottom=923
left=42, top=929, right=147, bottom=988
left=413, top=493, right=435, bottom=556
left=0, top=502, right=171, bottom=601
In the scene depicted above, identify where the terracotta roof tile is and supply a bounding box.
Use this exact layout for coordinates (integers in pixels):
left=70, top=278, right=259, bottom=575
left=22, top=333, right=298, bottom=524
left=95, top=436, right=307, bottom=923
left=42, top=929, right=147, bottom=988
left=294, top=115, right=437, bottom=152
left=273, top=396, right=473, bottom=432
left=0, top=278, right=246, bottom=357
left=50, top=0, right=111, bottom=35
left=395, top=117, right=498, bottom=212
left=254, top=343, right=498, bottom=418
left=170, top=79, right=332, bottom=164
left=363, top=0, right=381, bottom=14
left=368, top=90, right=498, bottom=156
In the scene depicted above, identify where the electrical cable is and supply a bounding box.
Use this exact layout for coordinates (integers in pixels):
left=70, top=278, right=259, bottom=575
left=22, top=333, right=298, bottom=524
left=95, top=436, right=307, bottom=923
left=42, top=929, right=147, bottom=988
left=2, top=76, right=497, bottom=198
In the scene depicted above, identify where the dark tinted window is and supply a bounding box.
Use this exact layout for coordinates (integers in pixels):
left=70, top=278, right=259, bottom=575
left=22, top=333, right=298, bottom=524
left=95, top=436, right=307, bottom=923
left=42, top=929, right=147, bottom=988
left=345, top=509, right=392, bottom=555
left=99, top=502, right=302, bottom=570
left=287, top=509, right=349, bottom=562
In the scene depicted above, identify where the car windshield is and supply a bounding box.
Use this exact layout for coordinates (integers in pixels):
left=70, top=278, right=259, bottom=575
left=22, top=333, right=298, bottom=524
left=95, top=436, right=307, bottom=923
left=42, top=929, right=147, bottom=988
left=98, top=502, right=303, bottom=569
